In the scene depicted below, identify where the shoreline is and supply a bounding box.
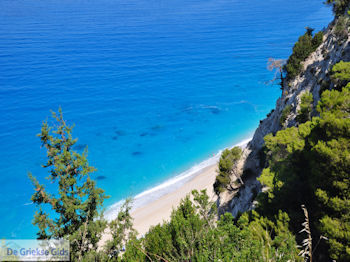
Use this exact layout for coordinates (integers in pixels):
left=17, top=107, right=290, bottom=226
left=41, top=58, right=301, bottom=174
left=102, top=137, right=251, bottom=239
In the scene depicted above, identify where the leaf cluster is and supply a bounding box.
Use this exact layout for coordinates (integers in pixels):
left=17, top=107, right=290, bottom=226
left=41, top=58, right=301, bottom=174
left=258, top=86, right=350, bottom=261
left=213, top=147, right=242, bottom=195
left=284, top=30, right=324, bottom=80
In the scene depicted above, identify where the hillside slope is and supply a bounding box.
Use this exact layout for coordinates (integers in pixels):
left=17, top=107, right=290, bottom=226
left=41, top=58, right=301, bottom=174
left=217, top=17, right=350, bottom=216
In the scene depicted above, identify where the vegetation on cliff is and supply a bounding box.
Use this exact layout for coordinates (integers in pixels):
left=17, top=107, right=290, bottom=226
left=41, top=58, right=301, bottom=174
left=296, top=91, right=314, bottom=123
left=284, top=29, right=323, bottom=80
left=327, top=0, right=350, bottom=16
left=119, top=190, right=300, bottom=262
left=214, top=147, right=242, bottom=195
left=258, top=84, right=350, bottom=261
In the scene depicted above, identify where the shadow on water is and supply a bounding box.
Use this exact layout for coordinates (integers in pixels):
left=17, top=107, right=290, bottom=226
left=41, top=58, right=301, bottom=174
left=132, top=151, right=142, bottom=156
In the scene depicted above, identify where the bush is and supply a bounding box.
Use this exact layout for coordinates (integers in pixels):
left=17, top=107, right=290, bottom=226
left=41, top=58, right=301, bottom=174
left=326, top=0, right=350, bottom=16
left=331, top=60, right=350, bottom=89
left=312, top=31, right=324, bottom=47
left=279, top=104, right=292, bottom=127
left=122, top=191, right=301, bottom=262
left=296, top=91, right=313, bottom=123
left=284, top=30, right=324, bottom=79
left=334, top=15, right=349, bottom=42
left=259, top=87, right=350, bottom=261
left=214, top=147, right=242, bottom=195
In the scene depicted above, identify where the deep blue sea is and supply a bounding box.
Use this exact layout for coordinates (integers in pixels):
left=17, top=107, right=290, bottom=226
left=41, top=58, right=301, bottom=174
left=0, top=0, right=332, bottom=238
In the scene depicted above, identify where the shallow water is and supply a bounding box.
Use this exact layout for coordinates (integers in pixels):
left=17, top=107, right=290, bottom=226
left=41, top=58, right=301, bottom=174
left=0, top=0, right=332, bottom=237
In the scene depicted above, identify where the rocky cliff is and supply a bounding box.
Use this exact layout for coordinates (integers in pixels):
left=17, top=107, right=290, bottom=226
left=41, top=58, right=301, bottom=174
left=217, top=17, right=350, bottom=216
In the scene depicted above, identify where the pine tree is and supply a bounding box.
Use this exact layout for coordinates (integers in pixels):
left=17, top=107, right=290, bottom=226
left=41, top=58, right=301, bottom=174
left=331, top=60, right=350, bottom=89
left=214, top=147, right=242, bottom=195
left=28, top=108, right=108, bottom=260
left=258, top=87, right=350, bottom=260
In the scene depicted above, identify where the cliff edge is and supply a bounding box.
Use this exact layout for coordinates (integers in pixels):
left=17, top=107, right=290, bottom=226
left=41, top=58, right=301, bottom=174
left=217, top=17, right=350, bottom=216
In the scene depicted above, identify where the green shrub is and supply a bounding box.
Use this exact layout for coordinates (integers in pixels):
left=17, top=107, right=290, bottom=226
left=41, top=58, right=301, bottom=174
left=279, top=104, right=292, bottom=127
left=312, top=31, right=324, bottom=48
left=331, top=60, right=350, bottom=89
left=296, top=91, right=313, bottom=123
left=334, top=15, right=349, bottom=42
left=259, top=87, right=350, bottom=261
left=326, top=0, right=350, bottom=16
left=214, top=147, right=242, bottom=195
left=122, top=191, right=301, bottom=261
left=284, top=30, right=324, bottom=79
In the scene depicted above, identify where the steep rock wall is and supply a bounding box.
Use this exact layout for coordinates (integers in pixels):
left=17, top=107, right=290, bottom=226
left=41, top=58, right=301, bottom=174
left=218, top=18, right=350, bottom=216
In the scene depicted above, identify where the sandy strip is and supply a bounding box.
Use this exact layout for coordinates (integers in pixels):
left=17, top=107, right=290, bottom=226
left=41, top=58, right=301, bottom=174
left=131, top=163, right=218, bottom=236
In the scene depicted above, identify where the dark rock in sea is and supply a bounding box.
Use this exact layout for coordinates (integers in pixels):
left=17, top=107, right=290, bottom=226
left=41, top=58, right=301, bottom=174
left=96, top=175, right=107, bottom=180
left=140, top=132, right=148, bottom=137
left=132, top=151, right=142, bottom=156
left=211, top=108, right=220, bottom=114
left=73, top=144, right=87, bottom=151
left=208, top=107, right=220, bottom=114
left=112, top=136, right=118, bottom=140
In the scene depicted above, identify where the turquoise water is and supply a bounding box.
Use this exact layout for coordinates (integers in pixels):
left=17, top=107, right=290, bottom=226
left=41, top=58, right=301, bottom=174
left=0, top=0, right=332, bottom=238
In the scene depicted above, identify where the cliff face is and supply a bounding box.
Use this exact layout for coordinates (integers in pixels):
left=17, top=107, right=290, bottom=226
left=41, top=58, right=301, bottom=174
left=218, top=18, right=350, bottom=216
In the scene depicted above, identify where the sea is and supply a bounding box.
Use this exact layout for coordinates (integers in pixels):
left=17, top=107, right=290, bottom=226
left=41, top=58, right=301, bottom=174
left=0, top=0, right=332, bottom=238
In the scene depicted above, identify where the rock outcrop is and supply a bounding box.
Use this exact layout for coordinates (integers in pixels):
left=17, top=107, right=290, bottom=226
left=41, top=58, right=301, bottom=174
left=217, top=18, right=350, bottom=216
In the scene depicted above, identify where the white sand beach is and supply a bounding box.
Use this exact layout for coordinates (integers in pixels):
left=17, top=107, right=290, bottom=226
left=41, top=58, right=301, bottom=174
left=131, top=162, right=218, bottom=236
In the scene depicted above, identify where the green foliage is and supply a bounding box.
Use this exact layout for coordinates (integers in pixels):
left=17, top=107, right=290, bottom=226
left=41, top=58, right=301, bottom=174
left=28, top=108, right=108, bottom=260
left=284, top=30, right=324, bottom=79
left=104, top=199, right=136, bottom=260
left=279, top=104, right=291, bottom=127
left=334, top=15, right=350, bottom=42
left=213, top=147, right=242, bottom=195
left=326, top=0, right=350, bottom=16
left=332, top=60, right=350, bottom=81
left=258, top=87, right=350, bottom=261
left=296, top=91, right=313, bottom=123
left=332, top=60, right=350, bottom=89
left=121, top=190, right=300, bottom=261
left=312, top=31, right=324, bottom=48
